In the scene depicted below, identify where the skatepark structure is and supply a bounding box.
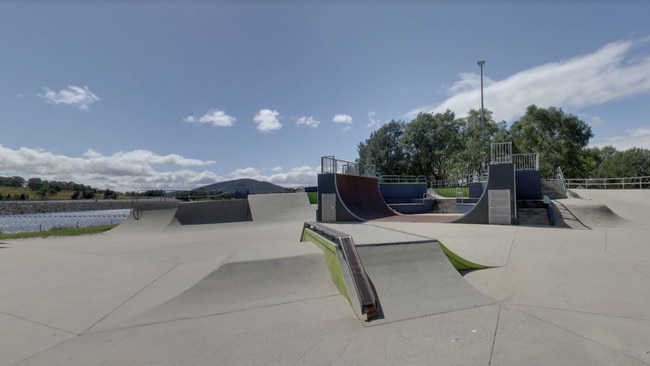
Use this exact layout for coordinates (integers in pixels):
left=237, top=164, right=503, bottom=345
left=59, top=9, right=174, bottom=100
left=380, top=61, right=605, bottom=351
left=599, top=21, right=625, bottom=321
left=2, top=187, right=650, bottom=365
left=317, top=145, right=562, bottom=226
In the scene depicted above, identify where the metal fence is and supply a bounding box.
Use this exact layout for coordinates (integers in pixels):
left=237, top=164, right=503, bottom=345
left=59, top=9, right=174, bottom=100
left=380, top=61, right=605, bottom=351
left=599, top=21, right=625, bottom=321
left=564, top=176, right=650, bottom=189
left=321, top=156, right=360, bottom=175
left=379, top=175, right=427, bottom=184
left=491, top=142, right=512, bottom=164
left=513, top=153, right=539, bottom=171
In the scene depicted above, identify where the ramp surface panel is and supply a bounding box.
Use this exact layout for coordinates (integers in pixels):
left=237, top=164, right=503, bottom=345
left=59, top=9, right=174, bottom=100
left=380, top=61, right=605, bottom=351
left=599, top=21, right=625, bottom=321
left=247, top=192, right=315, bottom=223
left=107, top=207, right=178, bottom=234
left=335, top=174, right=397, bottom=221
left=356, top=241, right=494, bottom=325
left=120, top=252, right=339, bottom=327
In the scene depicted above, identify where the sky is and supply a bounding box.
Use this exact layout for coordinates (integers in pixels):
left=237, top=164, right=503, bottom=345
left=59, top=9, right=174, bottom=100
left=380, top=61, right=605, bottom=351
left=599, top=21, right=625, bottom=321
left=1, top=0, right=650, bottom=191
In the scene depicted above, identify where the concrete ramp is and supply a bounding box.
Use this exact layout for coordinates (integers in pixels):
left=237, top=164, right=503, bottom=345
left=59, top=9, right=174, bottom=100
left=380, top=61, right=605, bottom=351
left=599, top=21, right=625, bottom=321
left=109, top=208, right=178, bottom=234
left=302, top=223, right=494, bottom=325
left=247, top=192, right=315, bottom=223
left=119, top=251, right=339, bottom=328
left=555, top=198, right=637, bottom=228
left=357, top=242, right=494, bottom=325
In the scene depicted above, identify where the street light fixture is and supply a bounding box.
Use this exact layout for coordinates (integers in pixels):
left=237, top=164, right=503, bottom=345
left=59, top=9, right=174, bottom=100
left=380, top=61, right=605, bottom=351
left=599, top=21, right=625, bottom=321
left=477, top=60, right=485, bottom=172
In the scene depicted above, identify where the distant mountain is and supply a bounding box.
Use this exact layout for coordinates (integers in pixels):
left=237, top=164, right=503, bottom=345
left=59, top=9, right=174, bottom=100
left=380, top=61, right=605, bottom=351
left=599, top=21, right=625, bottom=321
left=196, top=178, right=287, bottom=194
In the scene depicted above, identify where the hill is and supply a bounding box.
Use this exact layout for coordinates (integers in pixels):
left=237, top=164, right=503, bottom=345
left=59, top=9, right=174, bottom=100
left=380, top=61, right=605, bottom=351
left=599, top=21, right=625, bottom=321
left=197, top=179, right=288, bottom=194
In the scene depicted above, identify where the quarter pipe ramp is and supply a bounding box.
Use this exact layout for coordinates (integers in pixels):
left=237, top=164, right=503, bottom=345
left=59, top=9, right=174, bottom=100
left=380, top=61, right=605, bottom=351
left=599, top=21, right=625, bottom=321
left=317, top=173, right=398, bottom=222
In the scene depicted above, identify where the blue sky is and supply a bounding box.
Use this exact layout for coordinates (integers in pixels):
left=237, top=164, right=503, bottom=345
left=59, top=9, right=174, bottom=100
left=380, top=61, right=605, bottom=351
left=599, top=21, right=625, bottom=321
left=1, top=1, right=649, bottom=191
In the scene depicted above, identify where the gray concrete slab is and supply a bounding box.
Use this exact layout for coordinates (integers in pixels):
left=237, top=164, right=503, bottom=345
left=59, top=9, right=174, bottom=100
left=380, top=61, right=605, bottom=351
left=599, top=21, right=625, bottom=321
left=354, top=242, right=494, bottom=326
left=2, top=190, right=650, bottom=366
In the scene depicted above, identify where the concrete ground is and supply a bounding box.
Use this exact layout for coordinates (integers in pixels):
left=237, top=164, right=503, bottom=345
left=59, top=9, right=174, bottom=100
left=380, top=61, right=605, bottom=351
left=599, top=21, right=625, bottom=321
left=1, top=190, right=649, bottom=365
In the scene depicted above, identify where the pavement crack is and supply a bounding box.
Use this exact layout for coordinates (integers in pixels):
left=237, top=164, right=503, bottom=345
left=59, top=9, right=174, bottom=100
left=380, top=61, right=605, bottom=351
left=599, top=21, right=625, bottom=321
left=488, top=303, right=502, bottom=366
left=81, top=263, right=180, bottom=334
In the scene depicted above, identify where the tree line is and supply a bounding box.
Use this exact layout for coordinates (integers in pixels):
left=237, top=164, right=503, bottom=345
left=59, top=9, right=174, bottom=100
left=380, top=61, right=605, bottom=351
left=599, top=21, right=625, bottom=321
left=357, top=105, right=650, bottom=183
left=0, top=177, right=118, bottom=200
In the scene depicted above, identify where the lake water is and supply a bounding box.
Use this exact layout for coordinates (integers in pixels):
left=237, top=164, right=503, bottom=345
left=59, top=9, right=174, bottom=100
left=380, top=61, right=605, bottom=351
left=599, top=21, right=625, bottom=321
left=0, top=209, right=130, bottom=234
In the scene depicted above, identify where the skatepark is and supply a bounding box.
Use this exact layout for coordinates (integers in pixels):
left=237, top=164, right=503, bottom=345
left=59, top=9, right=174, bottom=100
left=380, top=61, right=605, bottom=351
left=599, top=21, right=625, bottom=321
left=1, top=184, right=650, bottom=365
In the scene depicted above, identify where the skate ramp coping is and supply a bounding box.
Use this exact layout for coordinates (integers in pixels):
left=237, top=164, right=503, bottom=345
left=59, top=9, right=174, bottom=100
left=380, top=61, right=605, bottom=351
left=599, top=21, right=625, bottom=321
left=301, top=222, right=495, bottom=325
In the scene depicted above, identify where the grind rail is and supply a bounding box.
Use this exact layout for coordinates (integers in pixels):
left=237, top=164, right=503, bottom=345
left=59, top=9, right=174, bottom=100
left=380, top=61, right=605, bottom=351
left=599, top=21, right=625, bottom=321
left=302, top=221, right=378, bottom=319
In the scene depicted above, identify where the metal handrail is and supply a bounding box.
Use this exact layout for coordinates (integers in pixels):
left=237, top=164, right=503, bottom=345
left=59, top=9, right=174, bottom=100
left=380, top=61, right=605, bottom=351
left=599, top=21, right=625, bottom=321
left=302, top=221, right=378, bottom=319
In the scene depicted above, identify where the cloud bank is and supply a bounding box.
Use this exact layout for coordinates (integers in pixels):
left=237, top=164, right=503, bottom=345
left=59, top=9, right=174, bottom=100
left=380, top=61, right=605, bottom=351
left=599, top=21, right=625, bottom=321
left=0, top=145, right=317, bottom=191
left=406, top=38, right=650, bottom=123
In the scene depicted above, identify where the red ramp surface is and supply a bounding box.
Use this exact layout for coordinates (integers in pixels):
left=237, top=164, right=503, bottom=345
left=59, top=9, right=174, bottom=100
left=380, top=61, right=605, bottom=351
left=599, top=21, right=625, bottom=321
left=335, top=174, right=398, bottom=221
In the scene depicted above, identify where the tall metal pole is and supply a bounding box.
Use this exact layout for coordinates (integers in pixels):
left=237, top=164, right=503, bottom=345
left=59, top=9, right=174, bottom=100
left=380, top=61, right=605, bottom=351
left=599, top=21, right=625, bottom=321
left=477, top=60, right=485, bottom=172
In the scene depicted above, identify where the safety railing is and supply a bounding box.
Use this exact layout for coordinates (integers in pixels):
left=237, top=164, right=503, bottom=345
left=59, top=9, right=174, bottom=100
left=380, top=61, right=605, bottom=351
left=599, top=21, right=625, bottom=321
left=321, top=156, right=360, bottom=176
left=564, top=176, right=650, bottom=189
left=513, top=153, right=539, bottom=171
left=556, top=166, right=567, bottom=192
left=379, top=175, right=427, bottom=184
left=302, top=221, right=378, bottom=320
left=491, top=142, right=512, bottom=164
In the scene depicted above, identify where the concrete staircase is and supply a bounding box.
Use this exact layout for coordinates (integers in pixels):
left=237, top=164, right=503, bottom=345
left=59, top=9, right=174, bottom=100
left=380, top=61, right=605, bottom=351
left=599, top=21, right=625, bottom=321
left=517, top=200, right=551, bottom=226
left=541, top=180, right=567, bottom=199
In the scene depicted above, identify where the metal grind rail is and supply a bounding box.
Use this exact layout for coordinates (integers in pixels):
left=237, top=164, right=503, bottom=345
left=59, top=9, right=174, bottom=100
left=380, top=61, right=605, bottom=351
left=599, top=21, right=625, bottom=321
left=302, top=222, right=378, bottom=320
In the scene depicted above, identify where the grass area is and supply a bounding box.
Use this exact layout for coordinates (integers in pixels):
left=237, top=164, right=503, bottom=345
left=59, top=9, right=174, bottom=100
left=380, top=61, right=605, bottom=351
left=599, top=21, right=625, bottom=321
left=0, top=187, right=77, bottom=200
left=0, top=224, right=118, bottom=240
left=434, top=187, right=469, bottom=198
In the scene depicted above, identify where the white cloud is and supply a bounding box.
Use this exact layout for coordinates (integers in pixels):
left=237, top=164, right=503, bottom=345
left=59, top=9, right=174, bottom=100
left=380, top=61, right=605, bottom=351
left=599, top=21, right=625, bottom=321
left=0, top=145, right=319, bottom=191
left=39, top=85, right=100, bottom=111
left=228, top=166, right=318, bottom=187
left=366, top=111, right=380, bottom=128
left=253, top=109, right=282, bottom=132
left=184, top=109, right=236, bottom=127
left=296, top=116, right=320, bottom=128
left=0, top=145, right=218, bottom=191
left=332, top=114, right=353, bottom=124
left=591, top=127, right=650, bottom=150
left=405, top=38, right=650, bottom=122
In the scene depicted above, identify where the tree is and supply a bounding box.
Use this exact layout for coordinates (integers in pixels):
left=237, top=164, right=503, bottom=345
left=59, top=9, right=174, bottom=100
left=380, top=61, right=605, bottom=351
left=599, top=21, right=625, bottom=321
left=401, top=110, right=462, bottom=182
left=357, top=120, right=409, bottom=176
left=595, top=147, right=650, bottom=178
left=455, top=109, right=510, bottom=177
left=27, top=177, right=45, bottom=191
left=509, top=105, right=593, bottom=178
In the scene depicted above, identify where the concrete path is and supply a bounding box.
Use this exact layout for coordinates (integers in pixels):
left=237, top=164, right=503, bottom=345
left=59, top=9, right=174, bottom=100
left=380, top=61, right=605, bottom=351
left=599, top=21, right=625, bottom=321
left=1, top=190, right=649, bottom=365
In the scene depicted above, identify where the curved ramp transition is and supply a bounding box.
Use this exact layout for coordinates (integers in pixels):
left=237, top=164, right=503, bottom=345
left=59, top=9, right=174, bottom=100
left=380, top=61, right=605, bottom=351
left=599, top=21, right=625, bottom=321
left=301, top=223, right=494, bottom=325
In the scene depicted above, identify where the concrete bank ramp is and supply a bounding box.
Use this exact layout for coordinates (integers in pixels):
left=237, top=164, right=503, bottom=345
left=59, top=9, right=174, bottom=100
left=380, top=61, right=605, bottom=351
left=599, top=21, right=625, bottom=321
left=304, top=223, right=494, bottom=325
left=109, top=208, right=178, bottom=234
left=358, top=242, right=494, bottom=325
left=555, top=196, right=638, bottom=228
left=247, top=192, right=315, bottom=223
left=118, top=249, right=339, bottom=328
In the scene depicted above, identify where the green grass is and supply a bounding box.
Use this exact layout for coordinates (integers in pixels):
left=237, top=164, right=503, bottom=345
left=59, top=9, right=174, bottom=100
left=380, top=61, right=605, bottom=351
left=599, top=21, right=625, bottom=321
left=0, top=224, right=118, bottom=240
left=434, top=187, right=469, bottom=198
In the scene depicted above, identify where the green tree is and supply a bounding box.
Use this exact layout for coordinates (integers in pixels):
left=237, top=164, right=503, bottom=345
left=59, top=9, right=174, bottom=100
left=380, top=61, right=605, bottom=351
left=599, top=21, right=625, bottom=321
left=401, top=110, right=462, bottom=182
left=455, top=109, right=510, bottom=177
left=27, top=177, right=45, bottom=191
left=357, top=120, right=409, bottom=176
left=595, top=147, right=650, bottom=178
left=509, top=105, right=593, bottom=178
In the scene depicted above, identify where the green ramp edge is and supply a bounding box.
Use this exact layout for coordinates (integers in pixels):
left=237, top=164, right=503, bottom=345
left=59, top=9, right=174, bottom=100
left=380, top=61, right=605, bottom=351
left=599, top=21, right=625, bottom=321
left=439, top=241, right=494, bottom=271
left=301, top=228, right=352, bottom=306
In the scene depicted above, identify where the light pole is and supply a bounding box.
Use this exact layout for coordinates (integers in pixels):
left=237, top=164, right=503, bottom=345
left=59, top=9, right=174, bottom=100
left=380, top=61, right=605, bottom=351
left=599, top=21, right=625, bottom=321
left=477, top=60, right=485, bottom=172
